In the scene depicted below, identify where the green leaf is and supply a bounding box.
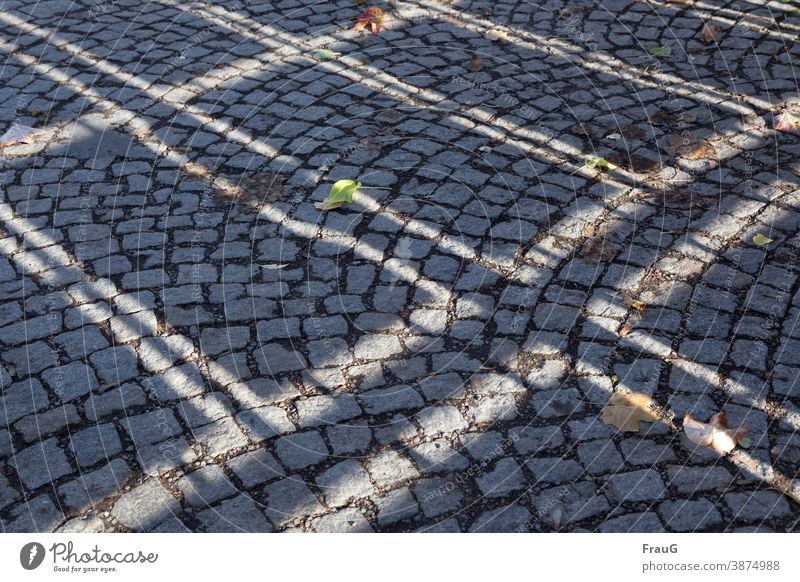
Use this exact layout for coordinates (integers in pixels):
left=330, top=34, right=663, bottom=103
left=327, top=179, right=360, bottom=204
left=738, top=436, right=752, bottom=448
left=649, top=46, right=672, bottom=57
left=752, top=233, right=773, bottom=246
left=584, top=156, right=617, bottom=170
left=311, top=49, right=341, bottom=60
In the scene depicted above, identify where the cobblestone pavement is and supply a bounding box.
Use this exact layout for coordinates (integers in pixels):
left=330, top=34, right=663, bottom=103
left=1, top=0, right=800, bottom=533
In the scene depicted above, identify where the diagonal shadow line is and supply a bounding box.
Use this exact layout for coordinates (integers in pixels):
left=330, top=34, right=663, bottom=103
left=4, top=0, right=800, bottom=532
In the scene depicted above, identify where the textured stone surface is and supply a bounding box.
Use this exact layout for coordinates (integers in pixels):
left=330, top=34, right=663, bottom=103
left=0, top=0, right=798, bottom=534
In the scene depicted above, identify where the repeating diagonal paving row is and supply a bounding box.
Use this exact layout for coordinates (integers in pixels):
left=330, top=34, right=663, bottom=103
left=1, top=0, right=799, bottom=532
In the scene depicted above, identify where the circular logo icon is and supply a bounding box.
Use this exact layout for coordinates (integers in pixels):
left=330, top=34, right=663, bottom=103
left=20, top=542, right=46, bottom=570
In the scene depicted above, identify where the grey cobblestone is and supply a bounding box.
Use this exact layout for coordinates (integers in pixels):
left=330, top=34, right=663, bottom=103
left=1, top=0, right=797, bottom=534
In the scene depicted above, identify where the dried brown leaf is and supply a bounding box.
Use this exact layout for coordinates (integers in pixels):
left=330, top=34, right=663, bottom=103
left=466, top=56, right=485, bottom=71
left=699, top=22, right=718, bottom=44
left=353, top=7, right=385, bottom=34
left=601, top=392, right=660, bottom=433
left=678, top=139, right=715, bottom=160
left=622, top=295, right=646, bottom=312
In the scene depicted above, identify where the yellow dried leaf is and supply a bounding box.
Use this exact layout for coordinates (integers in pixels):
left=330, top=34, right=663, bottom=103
left=601, top=392, right=659, bottom=433
left=752, top=233, right=773, bottom=246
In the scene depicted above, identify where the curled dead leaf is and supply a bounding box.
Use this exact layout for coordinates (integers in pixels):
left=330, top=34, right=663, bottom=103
left=618, top=321, right=633, bottom=337
left=466, top=56, right=485, bottom=71
left=683, top=411, right=748, bottom=454
left=622, top=295, right=646, bottom=312
left=774, top=111, right=800, bottom=136
left=353, top=7, right=385, bottom=34
left=601, top=392, right=660, bottom=433
left=486, top=28, right=508, bottom=42
left=0, top=123, right=44, bottom=147
left=679, top=139, right=715, bottom=160
left=698, top=22, right=718, bottom=44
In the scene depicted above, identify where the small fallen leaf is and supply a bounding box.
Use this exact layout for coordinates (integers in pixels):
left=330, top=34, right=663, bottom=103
left=584, top=156, right=617, bottom=171
left=649, top=46, right=672, bottom=58
left=0, top=123, right=43, bottom=147
left=466, top=56, right=485, bottom=71
left=622, top=295, right=646, bottom=312
left=679, top=139, right=715, bottom=160
left=601, top=392, right=660, bottom=433
left=314, top=200, right=346, bottom=211
left=311, top=49, right=341, bottom=60
left=698, top=22, right=718, bottom=44
left=486, top=28, right=508, bottom=42
left=752, top=233, right=773, bottom=246
left=316, top=179, right=361, bottom=212
left=353, top=7, right=385, bottom=34
left=327, top=179, right=360, bottom=204
left=618, top=321, right=633, bottom=337
left=683, top=411, right=748, bottom=454
left=774, top=111, right=800, bottom=136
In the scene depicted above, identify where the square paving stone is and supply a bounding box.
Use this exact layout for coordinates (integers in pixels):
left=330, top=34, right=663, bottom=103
left=177, top=465, right=239, bottom=507
left=274, top=431, right=330, bottom=470
left=367, top=450, right=420, bottom=488
left=89, top=345, right=138, bottom=385
left=120, top=408, right=182, bottom=445
left=69, top=423, right=122, bottom=467
left=192, top=416, right=249, bottom=457
left=197, top=495, right=272, bottom=532
left=227, top=450, right=285, bottom=488
left=10, top=438, right=73, bottom=490
left=110, top=478, right=181, bottom=531
left=374, top=487, right=420, bottom=526
left=42, top=362, right=99, bottom=402
left=58, top=459, right=134, bottom=511
left=263, top=478, right=325, bottom=526
left=316, top=459, right=374, bottom=507
left=313, top=507, right=373, bottom=532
